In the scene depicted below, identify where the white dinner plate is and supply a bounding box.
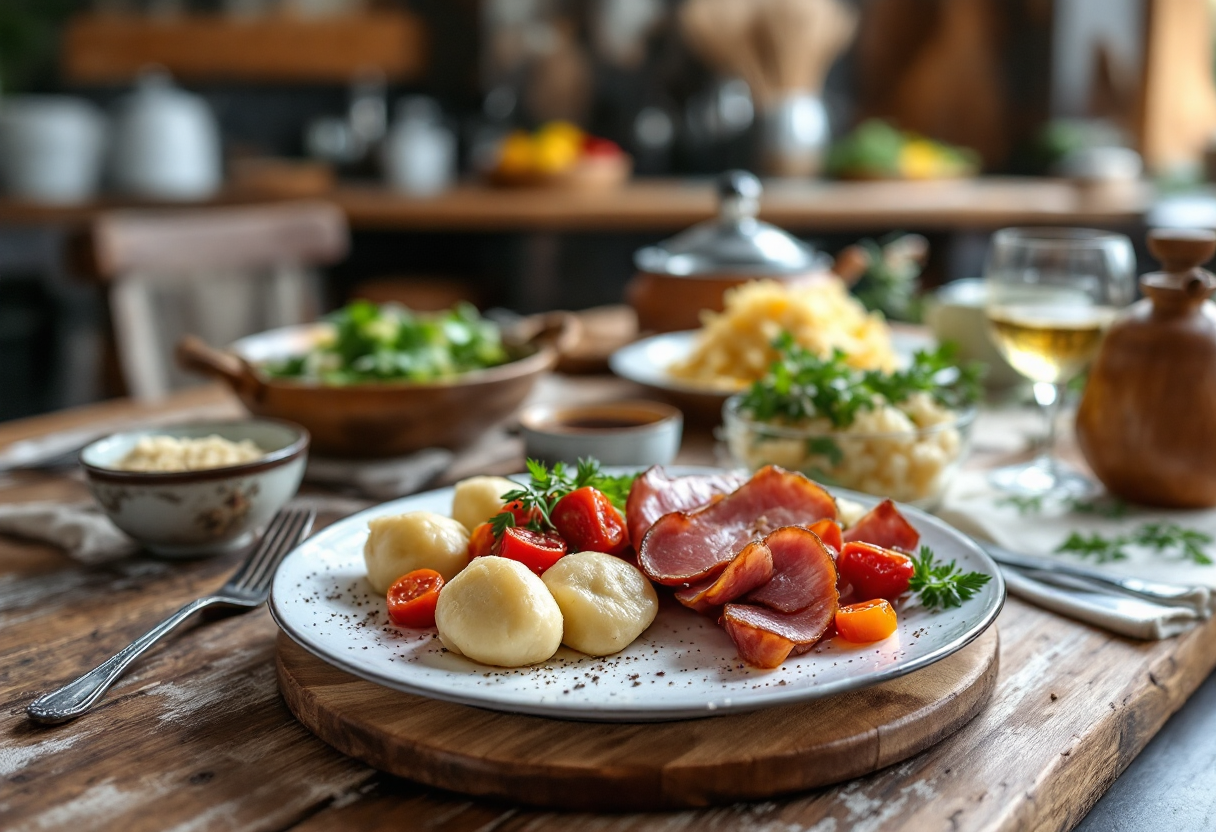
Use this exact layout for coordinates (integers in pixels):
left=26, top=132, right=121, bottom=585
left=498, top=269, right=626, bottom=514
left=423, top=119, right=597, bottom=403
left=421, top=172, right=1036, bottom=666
left=270, top=468, right=1004, bottom=722
left=608, top=330, right=936, bottom=399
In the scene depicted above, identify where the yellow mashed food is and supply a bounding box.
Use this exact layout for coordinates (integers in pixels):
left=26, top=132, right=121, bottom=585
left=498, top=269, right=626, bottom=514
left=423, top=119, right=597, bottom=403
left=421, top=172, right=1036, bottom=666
left=668, top=279, right=897, bottom=391
left=115, top=435, right=265, bottom=472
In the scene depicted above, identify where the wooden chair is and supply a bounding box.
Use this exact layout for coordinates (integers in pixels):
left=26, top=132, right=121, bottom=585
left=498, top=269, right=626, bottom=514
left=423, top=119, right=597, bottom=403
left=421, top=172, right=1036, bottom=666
left=78, top=200, right=348, bottom=400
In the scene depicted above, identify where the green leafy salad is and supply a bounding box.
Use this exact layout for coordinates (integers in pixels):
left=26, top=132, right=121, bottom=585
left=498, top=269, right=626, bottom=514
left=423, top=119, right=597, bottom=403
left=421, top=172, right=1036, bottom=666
left=263, top=301, right=511, bottom=384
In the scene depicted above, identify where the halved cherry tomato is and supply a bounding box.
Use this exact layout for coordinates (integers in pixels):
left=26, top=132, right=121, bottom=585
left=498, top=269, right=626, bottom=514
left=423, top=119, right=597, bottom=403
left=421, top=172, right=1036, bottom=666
left=493, top=527, right=568, bottom=575
left=837, top=541, right=914, bottom=601
left=835, top=598, right=898, bottom=643
left=806, top=518, right=843, bottom=552
left=551, top=487, right=629, bottom=554
left=467, top=522, right=496, bottom=560
left=501, top=499, right=542, bottom=528
left=386, top=568, right=445, bottom=628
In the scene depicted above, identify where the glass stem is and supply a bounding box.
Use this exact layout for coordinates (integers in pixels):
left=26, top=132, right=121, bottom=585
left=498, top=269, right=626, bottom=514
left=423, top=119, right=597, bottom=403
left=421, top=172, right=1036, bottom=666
left=1033, top=381, right=1062, bottom=465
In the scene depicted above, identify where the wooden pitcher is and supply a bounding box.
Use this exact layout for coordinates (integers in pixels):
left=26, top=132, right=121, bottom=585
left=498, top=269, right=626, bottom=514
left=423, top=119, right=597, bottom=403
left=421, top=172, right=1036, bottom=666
left=1075, top=229, right=1216, bottom=507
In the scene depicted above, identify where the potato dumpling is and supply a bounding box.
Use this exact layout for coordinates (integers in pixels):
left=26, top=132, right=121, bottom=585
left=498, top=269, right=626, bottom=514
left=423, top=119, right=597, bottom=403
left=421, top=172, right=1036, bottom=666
left=542, top=551, right=658, bottom=657
left=435, top=556, right=563, bottom=667
left=364, top=511, right=470, bottom=594
left=451, top=476, right=518, bottom=532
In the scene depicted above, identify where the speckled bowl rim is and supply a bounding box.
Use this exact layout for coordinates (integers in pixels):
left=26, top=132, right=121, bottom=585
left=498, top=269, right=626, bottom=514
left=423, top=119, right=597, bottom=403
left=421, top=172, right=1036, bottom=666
left=80, top=418, right=310, bottom=484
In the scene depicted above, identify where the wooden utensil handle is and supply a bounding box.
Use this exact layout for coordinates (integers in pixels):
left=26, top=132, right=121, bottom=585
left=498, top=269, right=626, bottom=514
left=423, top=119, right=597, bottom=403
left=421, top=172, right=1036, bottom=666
left=517, top=311, right=584, bottom=358
left=175, top=335, right=264, bottom=398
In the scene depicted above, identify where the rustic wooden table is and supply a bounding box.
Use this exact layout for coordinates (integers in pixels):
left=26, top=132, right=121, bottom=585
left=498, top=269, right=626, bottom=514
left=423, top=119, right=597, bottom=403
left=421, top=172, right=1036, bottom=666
left=2, top=379, right=1212, bottom=832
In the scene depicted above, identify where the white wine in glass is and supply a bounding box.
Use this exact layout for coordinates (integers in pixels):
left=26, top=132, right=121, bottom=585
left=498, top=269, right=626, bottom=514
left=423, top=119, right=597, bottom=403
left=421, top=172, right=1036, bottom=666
left=983, top=228, right=1135, bottom=496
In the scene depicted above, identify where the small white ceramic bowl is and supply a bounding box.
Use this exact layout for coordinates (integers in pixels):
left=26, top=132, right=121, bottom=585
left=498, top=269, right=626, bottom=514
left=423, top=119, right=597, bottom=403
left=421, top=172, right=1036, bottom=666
left=519, top=400, right=683, bottom=467
left=81, top=420, right=309, bottom=558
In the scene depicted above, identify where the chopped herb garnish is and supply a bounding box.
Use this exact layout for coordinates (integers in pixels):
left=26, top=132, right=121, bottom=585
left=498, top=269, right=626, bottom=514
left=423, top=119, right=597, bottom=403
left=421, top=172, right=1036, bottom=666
left=736, top=332, right=982, bottom=428
left=1066, top=496, right=1130, bottom=519
left=1054, top=531, right=1129, bottom=564
left=1054, top=522, right=1214, bottom=566
left=997, top=494, right=1045, bottom=516
left=908, top=546, right=992, bottom=610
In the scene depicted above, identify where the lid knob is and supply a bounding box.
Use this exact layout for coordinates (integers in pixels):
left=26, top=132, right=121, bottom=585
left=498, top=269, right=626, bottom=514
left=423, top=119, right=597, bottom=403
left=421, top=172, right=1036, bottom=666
left=717, top=170, right=762, bottom=221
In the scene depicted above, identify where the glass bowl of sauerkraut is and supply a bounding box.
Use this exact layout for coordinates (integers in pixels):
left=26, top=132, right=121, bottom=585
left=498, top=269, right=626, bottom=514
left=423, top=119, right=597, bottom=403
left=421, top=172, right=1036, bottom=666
left=719, top=334, right=980, bottom=509
left=722, top=395, right=975, bottom=509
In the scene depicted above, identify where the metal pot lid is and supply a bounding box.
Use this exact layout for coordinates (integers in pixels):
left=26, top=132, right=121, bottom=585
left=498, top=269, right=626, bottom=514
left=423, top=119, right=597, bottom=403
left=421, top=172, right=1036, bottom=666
left=634, top=170, right=822, bottom=276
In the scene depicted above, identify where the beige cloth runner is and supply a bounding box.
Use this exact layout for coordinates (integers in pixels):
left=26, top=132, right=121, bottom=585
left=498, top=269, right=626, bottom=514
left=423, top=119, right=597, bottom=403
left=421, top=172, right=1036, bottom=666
left=938, top=406, right=1216, bottom=639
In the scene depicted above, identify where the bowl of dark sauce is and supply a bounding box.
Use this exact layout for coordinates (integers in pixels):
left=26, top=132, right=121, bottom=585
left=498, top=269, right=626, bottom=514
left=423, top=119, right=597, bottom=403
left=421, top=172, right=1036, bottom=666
left=519, top=401, right=683, bottom=467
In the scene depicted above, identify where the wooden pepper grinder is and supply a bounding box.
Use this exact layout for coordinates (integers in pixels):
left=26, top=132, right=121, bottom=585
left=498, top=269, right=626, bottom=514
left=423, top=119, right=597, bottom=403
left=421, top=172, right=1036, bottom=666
left=1076, top=229, right=1216, bottom=507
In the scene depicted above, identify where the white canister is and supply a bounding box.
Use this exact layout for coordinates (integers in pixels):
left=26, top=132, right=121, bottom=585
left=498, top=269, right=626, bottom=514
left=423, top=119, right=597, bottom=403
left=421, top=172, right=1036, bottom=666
left=0, top=96, right=107, bottom=204
left=110, top=73, right=222, bottom=200
left=382, top=96, right=456, bottom=196
left=760, top=93, right=829, bottom=178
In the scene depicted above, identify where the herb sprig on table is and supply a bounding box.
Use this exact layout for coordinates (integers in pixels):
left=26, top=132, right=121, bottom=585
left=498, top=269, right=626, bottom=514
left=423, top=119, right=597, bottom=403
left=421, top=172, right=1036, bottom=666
left=908, top=547, right=993, bottom=610
left=736, top=333, right=983, bottom=428
left=1055, top=522, right=1214, bottom=566
left=489, top=458, right=637, bottom=536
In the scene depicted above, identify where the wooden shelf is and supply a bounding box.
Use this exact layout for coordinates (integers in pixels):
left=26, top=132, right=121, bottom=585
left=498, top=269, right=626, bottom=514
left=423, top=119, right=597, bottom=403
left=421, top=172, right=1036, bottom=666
left=62, top=12, right=427, bottom=84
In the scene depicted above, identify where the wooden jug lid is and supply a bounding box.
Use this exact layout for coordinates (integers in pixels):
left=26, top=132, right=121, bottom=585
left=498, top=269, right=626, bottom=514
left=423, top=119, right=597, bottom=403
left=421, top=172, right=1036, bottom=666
left=1145, top=229, right=1216, bottom=297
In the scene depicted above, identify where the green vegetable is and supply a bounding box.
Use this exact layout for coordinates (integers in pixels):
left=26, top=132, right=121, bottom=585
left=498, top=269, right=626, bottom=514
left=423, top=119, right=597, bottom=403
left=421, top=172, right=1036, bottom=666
left=908, top=546, right=992, bottom=610
left=1055, top=531, right=1129, bottom=564
left=1054, top=522, right=1214, bottom=566
left=736, top=333, right=982, bottom=429
left=262, top=300, right=510, bottom=384
left=489, top=458, right=638, bottom=538
left=996, top=494, right=1046, bottom=516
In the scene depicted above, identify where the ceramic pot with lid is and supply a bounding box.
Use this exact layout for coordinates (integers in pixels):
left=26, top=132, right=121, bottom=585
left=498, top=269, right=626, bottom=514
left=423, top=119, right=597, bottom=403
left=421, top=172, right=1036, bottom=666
left=111, top=72, right=222, bottom=200
left=627, top=170, right=831, bottom=332
left=1076, top=229, right=1216, bottom=507
left=0, top=96, right=107, bottom=204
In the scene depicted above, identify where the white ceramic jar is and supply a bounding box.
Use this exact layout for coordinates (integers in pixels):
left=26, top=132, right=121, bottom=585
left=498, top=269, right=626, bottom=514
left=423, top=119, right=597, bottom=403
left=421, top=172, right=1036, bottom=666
left=0, top=96, right=107, bottom=204
left=382, top=96, right=456, bottom=196
left=110, top=73, right=222, bottom=200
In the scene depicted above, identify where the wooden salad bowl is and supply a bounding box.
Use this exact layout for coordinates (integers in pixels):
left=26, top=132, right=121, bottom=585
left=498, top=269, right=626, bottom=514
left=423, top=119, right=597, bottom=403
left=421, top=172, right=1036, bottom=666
left=176, top=313, right=579, bottom=459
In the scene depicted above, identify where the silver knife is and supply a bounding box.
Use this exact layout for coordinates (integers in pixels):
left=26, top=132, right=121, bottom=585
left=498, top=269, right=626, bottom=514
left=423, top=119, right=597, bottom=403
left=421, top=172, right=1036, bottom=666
left=983, top=543, right=1212, bottom=614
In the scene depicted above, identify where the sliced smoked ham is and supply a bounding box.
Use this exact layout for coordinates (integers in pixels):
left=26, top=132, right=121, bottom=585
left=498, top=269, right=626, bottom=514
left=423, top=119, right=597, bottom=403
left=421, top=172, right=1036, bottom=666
left=723, top=524, right=838, bottom=668
left=674, top=539, right=774, bottom=613
left=638, top=466, right=838, bottom=586
left=625, top=466, right=746, bottom=547
left=723, top=597, right=838, bottom=669
left=745, top=525, right=837, bottom=613
left=842, top=499, right=920, bottom=552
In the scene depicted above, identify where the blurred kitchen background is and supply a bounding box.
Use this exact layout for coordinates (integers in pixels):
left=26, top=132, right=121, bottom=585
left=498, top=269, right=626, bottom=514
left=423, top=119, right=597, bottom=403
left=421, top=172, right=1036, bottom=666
left=3, top=0, right=1215, bottom=419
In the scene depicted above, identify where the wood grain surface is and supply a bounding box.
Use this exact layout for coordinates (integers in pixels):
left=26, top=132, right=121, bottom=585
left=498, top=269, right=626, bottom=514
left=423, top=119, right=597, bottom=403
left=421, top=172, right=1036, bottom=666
left=275, top=629, right=999, bottom=811
left=0, top=178, right=1150, bottom=234
left=2, top=381, right=1215, bottom=831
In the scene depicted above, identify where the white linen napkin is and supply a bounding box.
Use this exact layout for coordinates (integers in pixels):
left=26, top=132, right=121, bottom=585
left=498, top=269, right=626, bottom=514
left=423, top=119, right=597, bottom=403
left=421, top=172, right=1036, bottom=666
left=938, top=469, right=1216, bottom=639
left=0, top=502, right=138, bottom=564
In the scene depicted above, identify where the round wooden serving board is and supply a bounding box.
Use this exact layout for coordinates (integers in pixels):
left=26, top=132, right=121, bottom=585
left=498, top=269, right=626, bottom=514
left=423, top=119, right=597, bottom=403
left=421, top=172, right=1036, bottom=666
left=276, top=627, right=999, bottom=811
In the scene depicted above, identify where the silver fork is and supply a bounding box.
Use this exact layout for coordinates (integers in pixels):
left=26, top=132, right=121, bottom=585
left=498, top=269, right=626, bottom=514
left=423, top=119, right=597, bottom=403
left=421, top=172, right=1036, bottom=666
left=26, top=507, right=315, bottom=725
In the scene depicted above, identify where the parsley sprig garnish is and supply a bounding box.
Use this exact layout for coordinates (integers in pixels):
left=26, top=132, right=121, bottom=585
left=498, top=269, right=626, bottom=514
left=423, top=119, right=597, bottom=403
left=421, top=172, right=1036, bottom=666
left=908, top=546, right=992, bottom=610
left=737, top=333, right=982, bottom=428
left=488, top=458, right=637, bottom=538
left=1056, top=523, right=1214, bottom=566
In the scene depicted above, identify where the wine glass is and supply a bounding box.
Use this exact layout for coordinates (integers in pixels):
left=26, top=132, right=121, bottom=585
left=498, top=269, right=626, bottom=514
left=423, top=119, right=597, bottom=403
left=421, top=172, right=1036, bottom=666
left=983, top=227, right=1136, bottom=496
